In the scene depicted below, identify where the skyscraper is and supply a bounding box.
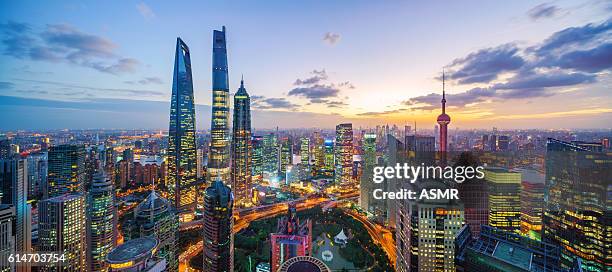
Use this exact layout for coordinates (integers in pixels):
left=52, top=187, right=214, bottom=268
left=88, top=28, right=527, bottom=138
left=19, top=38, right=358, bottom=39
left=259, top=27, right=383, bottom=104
left=359, top=133, right=376, bottom=214
left=87, top=172, right=116, bottom=272
left=208, top=26, right=231, bottom=184
left=0, top=159, right=32, bottom=261
left=485, top=167, right=521, bottom=233
left=312, top=132, right=325, bottom=174
left=437, top=72, right=450, bottom=165
left=263, top=134, right=279, bottom=183
left=202, top=178, right=234, bottom=272
left=231, top=78, right=252, bottom=207
left=167, top=37, right=198, bottom=212
left=0, top=205, right=15, bottom=272
left=518, top=169, right=544, bottom=240
left=396, top=180, right=465, bottom=272
left=128, top=190, right=179, bottom=272
left=334, top=123, right=353, bottom=185
left=47, top=144, right=85, bottom=198
left=270, top=204, right=313, bottom=272
left=39, top=194, right=87, bottom=271
left=543, top=138, right=610, bottom=271
left=279, top=136, right=293, bottom=179
left=251, top=135, right=263, bottom=184
left=299, top=137, right=310, bottom=165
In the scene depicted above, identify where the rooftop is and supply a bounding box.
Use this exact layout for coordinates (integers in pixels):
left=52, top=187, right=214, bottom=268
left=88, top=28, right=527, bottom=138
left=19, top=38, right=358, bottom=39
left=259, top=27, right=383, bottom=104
left=106, top=237, right=158, bottom=264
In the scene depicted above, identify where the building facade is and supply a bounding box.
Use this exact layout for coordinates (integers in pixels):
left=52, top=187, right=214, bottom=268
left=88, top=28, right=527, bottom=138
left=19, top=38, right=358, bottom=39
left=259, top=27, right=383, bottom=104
left=208, top=26, right=231, bottom=184
left=167, top=37, right=198, bottom=212
left=485, top=167, right=521, bottom=233
left=87, top=172, right=116, bottom=272
left=231, top=79, right=252, bottom=207
left=334, top=123, right=353, bottom=185
left=47, top=144, right=85, bottom=198
left=202, top=178, right=234, bottom=272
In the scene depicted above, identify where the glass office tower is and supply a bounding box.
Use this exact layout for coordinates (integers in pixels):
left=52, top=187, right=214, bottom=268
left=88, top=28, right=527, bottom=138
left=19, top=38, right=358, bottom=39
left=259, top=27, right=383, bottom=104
left=208, top=26, right=231, bottom=184
left=203, top=178, right=234, bottom=272
left=231, top=79, right=252, bottom=207
left=168, top=37, right=198, bottom=212
left=543, top=138, right=610, bottom=271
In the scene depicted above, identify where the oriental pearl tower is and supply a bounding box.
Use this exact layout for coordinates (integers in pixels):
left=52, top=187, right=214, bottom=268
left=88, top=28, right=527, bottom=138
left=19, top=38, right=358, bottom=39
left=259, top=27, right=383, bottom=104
left=437, top=71, right=450, bottom=165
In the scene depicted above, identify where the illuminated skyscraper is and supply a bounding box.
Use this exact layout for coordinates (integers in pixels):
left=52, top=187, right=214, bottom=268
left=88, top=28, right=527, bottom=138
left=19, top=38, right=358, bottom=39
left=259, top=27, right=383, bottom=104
left=396, top=180, right=464, bottom=272
left=359, top=133, right=376, bottom=214
left=312, top=132, right=325, bottom=174
left=299, top=137, right=310, bottom=165
left=270, top=204, right=312, bottom=272
left=208, top=26, right=231, bottom=184
left=518, top=169, right=544, bottom=240
left=251, top=135, right=263, bottom=184
left=279, top=137, right=293, bottom=179
left=334, top=123, right=353, bottom=185
left=202, top=178, right=234, bottom=272
left=87, top=172, right=116, bottom=272
left=128, top=190, right=179, bottom=272
left=263, top=134, right=279, bottom=182
left=39, top=194, right=87, bottom=271
left=485, top=167, right=521, bottom=233
left=543, top=139, right=610, bottom=271
left=47, top=144, right=85, bottom=198
left=436, top=72, right=450, bottom=165
left=231, top=78, right=252, bottom=207
left=0, top=159, right=31, bottom=272
left=167, top=37, right=198, bottom=212
left=324, top=139, right=334, bottom=172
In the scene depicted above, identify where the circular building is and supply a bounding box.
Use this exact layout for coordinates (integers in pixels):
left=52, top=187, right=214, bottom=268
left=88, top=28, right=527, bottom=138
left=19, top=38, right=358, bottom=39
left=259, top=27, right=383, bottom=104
left=278, top=256, right=331, bottom=272
left=106, top=237, right=158, bottom=271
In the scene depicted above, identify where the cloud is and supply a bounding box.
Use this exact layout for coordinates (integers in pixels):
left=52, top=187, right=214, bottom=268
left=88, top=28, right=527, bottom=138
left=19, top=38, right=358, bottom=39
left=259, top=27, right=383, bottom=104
left=0, top=82, right=14, bottom=90
left=448, top=43, right=525, bottom=84
left=251, top=95, right=299, bottom=110
left=136, top=2, right=156, bottom=19
left=535, top=20, right=611, bottom=56
left=323, top=32, right=341, bottom=45
left=289, top=84, right=341, bottom=100
left=289, top=69, right=355, bottom=107
left=126, top=77, right=164, bottom=85
left=294, top=69, right=328, bottom=85
left=0, top=21, right=140, bottom=75
left=527, top=3, right=560, bottom=20
left=550, top=42, right=612, bottom=72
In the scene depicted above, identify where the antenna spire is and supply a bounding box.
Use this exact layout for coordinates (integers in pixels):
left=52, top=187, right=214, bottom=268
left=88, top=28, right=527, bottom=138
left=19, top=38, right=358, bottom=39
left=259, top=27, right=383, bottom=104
left=441, top=69, right=447, bottom=114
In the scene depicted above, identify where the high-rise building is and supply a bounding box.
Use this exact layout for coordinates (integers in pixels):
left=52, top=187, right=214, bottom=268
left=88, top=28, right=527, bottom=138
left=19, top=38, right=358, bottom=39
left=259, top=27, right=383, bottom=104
left=485, top=167, right=521, bottom=233
left=437, top=72, right=450, bottom=164
left=299, top=137, right=310, bottom=165
left=202, top=178, right=234, bottom=272
left=334, top=123, right=353, bottom=185
left=251, top=135, right=263, bottom=184
left=167, top=37, right=198, bottom=212
left=279, top=137, right=293, bottom=179
left=396, top=180, right=464, bottom=272
left=208, top=26, right=231, bottom=184
left=47, top=144, right=85, bottom=198
left=359, top=133, right=376, bottom=214
left=0, top=205, right=15, bottom=272
left=26, top=152, right=47, bottom=198
left=231, top=78, right=252, bottom=207
left=263, top=134, right=279, bottom=183
left=87, top=172, right=116, bottom=272
left=0, top=159, right=32, bottom=259
left=127, top=190, right=179, bottom=272
left=39, top=194, right=87, bottom=271
left=312, top=132, right=325, bottom=174
left=323, top=139, right=334, bottom=172
left=270, top=204, right=312, bottom=272
left=0, top=139, right=10, bottom=160
left=543, top=138, right=610, bottom=271
left=518, top=169, right=544, bottom=240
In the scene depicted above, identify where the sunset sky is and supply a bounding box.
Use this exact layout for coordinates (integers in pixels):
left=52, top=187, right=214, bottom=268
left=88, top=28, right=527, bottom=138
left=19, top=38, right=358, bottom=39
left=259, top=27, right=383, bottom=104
left=0, top=0, right=610, bottom=129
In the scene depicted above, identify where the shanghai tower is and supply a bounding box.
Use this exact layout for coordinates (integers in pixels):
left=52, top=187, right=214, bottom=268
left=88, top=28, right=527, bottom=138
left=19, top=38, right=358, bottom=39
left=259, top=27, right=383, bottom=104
left=208, top=26, right=231, bottom=184
left=168, top=37, right=198, bottom=212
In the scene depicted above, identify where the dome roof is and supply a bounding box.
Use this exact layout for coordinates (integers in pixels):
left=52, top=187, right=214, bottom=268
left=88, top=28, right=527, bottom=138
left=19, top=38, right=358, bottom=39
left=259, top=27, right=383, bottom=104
left=437, top=113, right=451, bottom=122
left=135, top=190, right=170, bottom=218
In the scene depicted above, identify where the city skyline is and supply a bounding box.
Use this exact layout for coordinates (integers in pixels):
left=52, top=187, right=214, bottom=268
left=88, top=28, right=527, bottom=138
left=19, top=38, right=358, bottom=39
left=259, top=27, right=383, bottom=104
left=1, top=1, right=611, bottom=130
